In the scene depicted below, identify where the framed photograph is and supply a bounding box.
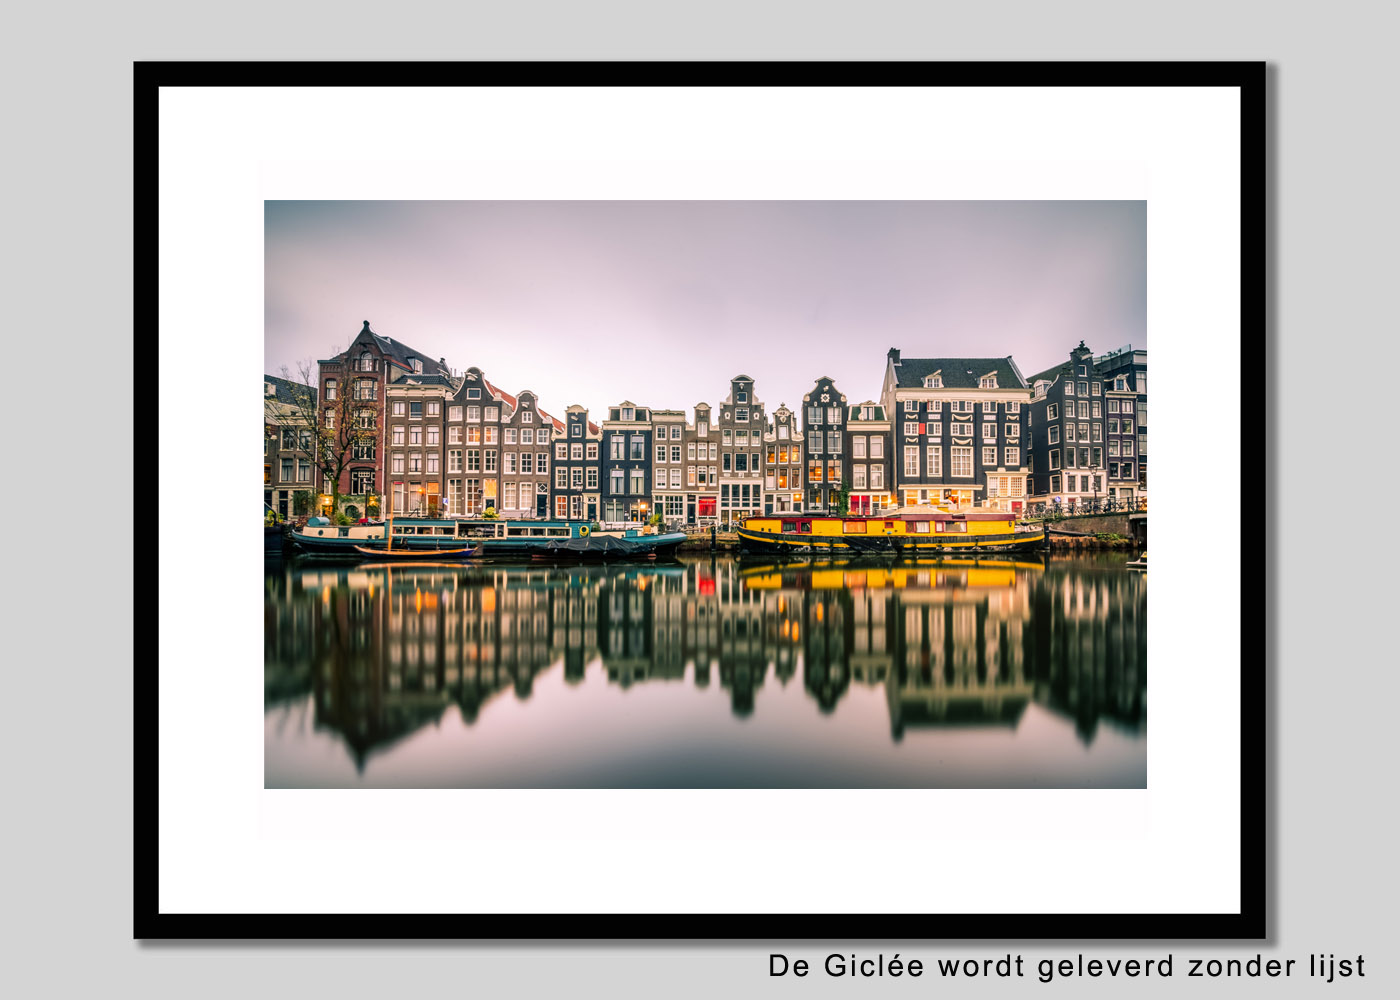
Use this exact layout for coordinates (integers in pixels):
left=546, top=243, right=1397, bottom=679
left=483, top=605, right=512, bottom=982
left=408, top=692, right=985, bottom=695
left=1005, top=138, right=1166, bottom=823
left=140, top=61, right=1264, bottom=938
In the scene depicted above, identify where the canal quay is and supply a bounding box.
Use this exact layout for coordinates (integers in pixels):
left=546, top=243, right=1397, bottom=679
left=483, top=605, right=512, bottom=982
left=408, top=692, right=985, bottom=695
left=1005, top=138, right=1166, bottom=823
left=265, top=554, right=1145, bottom=788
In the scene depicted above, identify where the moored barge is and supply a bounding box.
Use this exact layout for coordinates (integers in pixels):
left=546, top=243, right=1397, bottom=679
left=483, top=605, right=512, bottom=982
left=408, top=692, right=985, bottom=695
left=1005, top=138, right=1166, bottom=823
left=737, top=512, right=1044, bottom=557
left=293, top=516, right=669, bottom=559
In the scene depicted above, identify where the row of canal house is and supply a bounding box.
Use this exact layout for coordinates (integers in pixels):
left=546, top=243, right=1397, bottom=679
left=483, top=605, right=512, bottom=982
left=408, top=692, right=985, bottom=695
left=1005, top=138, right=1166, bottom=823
left=1025, top=341, right=1148, bottom=506
left=279, top=322, right=1144, bottom=523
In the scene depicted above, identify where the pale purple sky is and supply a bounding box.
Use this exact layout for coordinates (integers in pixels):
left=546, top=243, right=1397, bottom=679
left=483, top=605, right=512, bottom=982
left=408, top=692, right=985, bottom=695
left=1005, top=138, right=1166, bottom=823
left=265, top=201, right=1145, bottom=416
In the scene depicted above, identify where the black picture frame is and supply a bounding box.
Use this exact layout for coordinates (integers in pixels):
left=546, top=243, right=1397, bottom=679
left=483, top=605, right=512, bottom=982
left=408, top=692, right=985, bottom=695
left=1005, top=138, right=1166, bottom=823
left=136, top=60, right=1265, bottom=940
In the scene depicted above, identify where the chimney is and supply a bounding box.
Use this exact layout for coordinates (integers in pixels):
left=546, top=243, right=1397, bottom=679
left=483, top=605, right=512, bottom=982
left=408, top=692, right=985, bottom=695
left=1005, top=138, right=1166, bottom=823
left=887, top=347, right=901, bottom=364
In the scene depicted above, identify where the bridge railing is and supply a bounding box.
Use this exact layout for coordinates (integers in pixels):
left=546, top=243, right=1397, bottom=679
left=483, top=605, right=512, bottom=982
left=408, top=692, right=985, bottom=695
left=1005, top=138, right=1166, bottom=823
left=1019, top=497, right=1148, bottom=521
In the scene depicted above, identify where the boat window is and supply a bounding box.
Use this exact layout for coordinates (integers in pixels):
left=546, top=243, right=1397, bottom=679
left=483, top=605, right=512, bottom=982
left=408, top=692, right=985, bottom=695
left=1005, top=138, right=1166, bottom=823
left=547, top=528, right=568, bottom=536
left=884, top=521, right=895, bottom=531
left=530, top=528, right=545, bottom=536
left=799, top=522, right=812, bottom=533
left=338, top=527, right=350, bottom=537
left=913, top=521, right=931, bottom=534
left=842, top=521, right=867, bottom=534
left=936, top=521, right=967, bottom=533
left=508, top=527, right=527, bottom=536
left=782, top=521, right=797, bottom=532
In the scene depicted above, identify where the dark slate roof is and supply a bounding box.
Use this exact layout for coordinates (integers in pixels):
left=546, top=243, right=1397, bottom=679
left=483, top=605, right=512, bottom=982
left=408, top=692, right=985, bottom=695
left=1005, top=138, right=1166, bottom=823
left=395, top=373, right=454, bottom=387
left=1027, top=362, right=1070, bottom=385
left=341, top=321, right=449, bottom=375
left=892, top=357, right=1026, bottom=390
left=370, top=332, right=450, bottom=375
left=263, top=374, right=316, bottom=406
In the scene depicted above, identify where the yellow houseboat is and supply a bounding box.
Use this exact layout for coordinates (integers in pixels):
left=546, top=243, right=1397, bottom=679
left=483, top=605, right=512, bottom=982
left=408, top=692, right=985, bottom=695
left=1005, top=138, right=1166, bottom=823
left=737, top=512, right=1045, bottom=557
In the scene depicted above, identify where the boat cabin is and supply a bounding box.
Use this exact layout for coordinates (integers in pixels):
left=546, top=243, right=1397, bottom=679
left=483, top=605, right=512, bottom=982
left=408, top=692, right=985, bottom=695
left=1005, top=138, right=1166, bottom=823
left=744, top=513, right=1019, bottom=538
left=387, top=517, right=588, bottom=540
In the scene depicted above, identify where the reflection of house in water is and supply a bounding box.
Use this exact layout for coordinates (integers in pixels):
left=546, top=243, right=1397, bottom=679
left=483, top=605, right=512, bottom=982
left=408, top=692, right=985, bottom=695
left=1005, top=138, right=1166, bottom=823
left=885, top=564, right=1034, bottom=740
left=264, top=564, right=606, bottom=770
left=595, top=563, right=772, bottom=717
left=265, top=555, right=1147, bottom=764
left=1029, top=564, right=1146, bottom=743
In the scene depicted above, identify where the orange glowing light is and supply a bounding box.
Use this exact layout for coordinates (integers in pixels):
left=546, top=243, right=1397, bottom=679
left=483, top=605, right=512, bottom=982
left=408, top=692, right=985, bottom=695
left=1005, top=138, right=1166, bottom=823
left=815, top=603, right=824, bottom=622
left=482, top=587, right=496, bottom=613
left=414, top=589, right=423, bottom=613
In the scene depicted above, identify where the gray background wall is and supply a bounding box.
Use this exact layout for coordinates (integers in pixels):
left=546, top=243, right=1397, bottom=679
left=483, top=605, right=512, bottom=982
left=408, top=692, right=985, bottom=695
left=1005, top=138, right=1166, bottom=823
left=6, top=1, right=1393, bottom=996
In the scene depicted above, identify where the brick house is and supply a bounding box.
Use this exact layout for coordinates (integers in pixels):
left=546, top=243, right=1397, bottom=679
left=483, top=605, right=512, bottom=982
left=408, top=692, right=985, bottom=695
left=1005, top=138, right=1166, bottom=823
left=317, top=320, right=449, bottom=510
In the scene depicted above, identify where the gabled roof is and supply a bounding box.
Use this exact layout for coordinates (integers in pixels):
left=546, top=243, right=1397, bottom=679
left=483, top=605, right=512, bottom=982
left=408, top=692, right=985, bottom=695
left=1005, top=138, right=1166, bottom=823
left=892, top=357, right=1026, bottom=390
left=1027, top=362, right=1069, bottom=385
left=263, top=374, right=315, bottom=407
left=484, top=379, right=566, bottom=433
left=360, top=321, right=449, bottom=376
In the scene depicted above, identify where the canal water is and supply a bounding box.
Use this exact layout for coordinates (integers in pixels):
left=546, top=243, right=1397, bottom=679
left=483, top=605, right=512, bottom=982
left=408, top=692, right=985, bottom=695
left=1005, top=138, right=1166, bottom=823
left=265, top=555, right=1145, bottom=788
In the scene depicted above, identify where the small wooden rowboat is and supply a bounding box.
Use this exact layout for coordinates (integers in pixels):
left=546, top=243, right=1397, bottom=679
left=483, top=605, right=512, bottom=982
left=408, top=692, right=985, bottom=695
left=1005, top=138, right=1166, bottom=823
left=353, top=544, right=479, bottom=560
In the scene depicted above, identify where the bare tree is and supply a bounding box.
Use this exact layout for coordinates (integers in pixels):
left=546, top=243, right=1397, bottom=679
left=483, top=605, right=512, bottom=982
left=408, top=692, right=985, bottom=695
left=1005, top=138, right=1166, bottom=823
left=264, top=361, right=379, bottom=518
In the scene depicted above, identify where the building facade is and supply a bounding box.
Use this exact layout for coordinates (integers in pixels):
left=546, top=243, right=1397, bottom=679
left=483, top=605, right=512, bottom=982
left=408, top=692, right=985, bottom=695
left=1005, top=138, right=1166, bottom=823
left=441, top=367, right=506, bottom=516
left=601, top=401, right=652, bottom=523
left=384, top=374, right=453, bottom=515
left=317, top=320, right=450, bottom=508
left=649, top=409, right=689, bottom=526
left=551, top=404, right=602, bottom=521
left=763, top=404, right=805, bottom=515
left=1094, top=345, right=1148, bottom=503
left=801, top=376, right=848, bottom=513
left=286, top=321, right=1145, bottom=524
left=716, top=375, right=766, bottom=527
left=846, top=400, right=893, bottom=515
left=880, top=349, right=1031, bottom=511
left=685, top=403, right=719, bottom=525
left=496, top=388, right=553, bottom=518
left=1026, top=342, right=1108, bottom=507
left=263, top=375, right=318, bottom=517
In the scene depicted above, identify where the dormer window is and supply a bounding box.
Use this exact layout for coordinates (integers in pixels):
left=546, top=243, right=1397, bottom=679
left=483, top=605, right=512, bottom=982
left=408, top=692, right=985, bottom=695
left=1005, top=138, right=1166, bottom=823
left=409, top=357, right=422, bottom=373
left=923, top=375, right=942, bottom=388
left=358, top=351, right=374, bottom=372
left=622, top=407, right=634, bottom=421
left=264, top=382, right=275, bottom=396
left=979, top=375, right=998, bottom=389
left=1116, top=377, right=1127, bottom=391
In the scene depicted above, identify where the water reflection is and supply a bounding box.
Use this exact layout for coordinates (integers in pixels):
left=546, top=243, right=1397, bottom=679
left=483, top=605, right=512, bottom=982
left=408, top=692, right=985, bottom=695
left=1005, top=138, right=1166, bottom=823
left=266, top=556, right=1146, bottom=787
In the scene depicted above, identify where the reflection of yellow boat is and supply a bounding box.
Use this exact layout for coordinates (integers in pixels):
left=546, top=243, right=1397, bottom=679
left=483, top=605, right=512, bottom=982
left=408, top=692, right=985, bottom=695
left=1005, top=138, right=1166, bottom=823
left=740, top=558, right=1040, bottom=591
